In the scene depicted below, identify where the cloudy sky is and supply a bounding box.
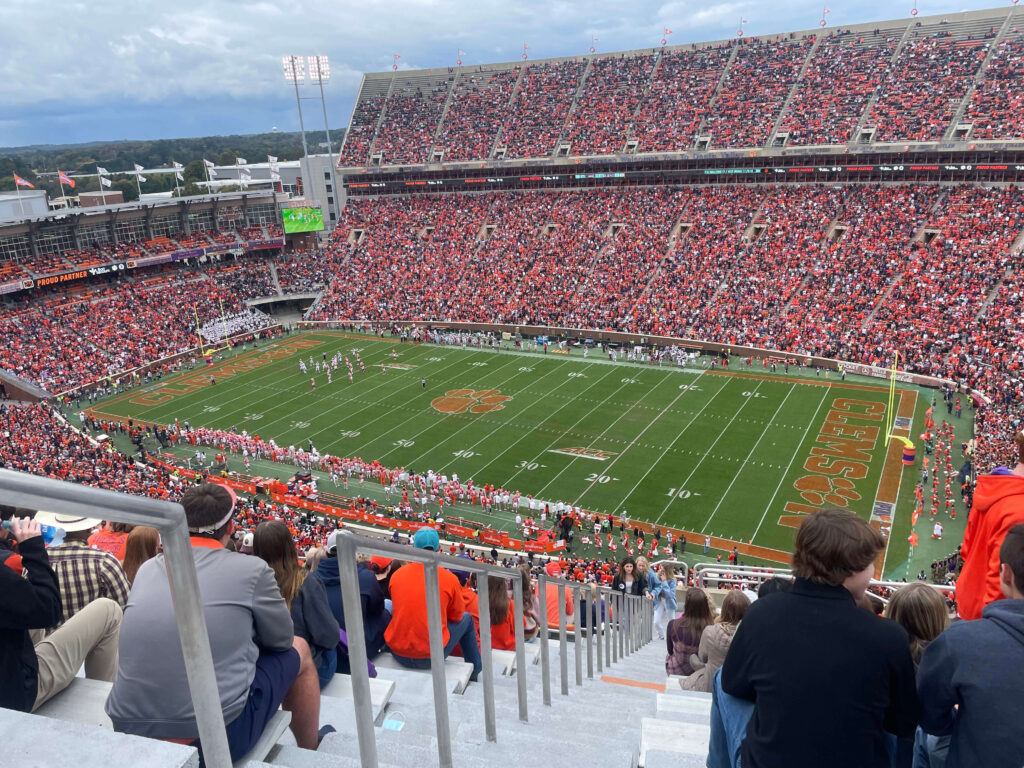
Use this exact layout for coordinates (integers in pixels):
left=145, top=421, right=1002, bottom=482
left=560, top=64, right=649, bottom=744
left=0, top=0, right=1009, bottom=147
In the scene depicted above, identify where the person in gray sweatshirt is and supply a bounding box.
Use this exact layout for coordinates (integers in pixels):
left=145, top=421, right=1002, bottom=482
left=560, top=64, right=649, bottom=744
left=917, top=522, right=1024, bottom=768
left=105, top=484, right=328, bottom=760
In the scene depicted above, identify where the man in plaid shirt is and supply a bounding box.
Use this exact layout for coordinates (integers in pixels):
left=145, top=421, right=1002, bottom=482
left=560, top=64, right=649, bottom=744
left=35, top=511, right=129, bottom=626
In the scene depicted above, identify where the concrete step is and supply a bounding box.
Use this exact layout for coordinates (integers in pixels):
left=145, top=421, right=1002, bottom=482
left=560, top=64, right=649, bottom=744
left=643, top=749, right=707, bottom=768
left=655, top=692, right=712, bottom=724
left=1, top=706, right=199, bottom=768
left=321, top=674, right=395, bottom=722
left=34, top=677, right=114, bottom=730
left=639, top=717, right=711, bottom=768
left=372, top=654, right=475, bottom=694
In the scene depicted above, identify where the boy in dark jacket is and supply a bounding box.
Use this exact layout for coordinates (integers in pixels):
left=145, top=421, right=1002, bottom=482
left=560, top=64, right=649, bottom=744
left=720, top=508, right=919, bottom=768
left=313, top=532, right=390, bottom=672
left=0, top=516, right=121, bottom=713
left=917, top=522, right=1024, bottom=768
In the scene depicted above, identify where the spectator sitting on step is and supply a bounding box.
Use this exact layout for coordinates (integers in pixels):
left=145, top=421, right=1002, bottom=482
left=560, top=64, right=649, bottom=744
left=106, top=483, right=330, bottom=758
left=311, top=532, right=391, bottom=673
left=544, top=560, right=576, bottom=629
left=683, top=589, right=750, bottom=694
left=121, top=526, right=160, bottom=585
left=917, top=522, right=1024, bottom=768
left=717, top=508, right=918, bottom=768
left=666, top=587, right=715, bottom=678
left=35, top=511, right=130, bottom=627
left=253, top=521, right=340, bottom=690
left=384, top=526, right=482, bottom=681
left=0, top=514, right=122, bottom=715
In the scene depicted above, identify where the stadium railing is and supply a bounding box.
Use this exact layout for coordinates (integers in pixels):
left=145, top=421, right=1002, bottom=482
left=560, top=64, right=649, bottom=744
left=691, top=562, right=956, bottom=599
left=0, top=467, right=232, bottom=768
left=334, top=529, right=652, bottom=768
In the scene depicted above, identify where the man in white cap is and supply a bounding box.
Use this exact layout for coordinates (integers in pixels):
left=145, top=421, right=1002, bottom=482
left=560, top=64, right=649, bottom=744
left=35, top=510, right=129, bottom=626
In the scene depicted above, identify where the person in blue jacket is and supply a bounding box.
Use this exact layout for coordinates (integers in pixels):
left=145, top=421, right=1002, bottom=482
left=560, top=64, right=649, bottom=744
left=312, top=531, right=391, bottom=673
left=653, top=563, right=679, bottom=640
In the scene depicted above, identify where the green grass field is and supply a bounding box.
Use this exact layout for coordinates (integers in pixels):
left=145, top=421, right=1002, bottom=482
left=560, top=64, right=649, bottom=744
left=90, top=331, right=971, bottom=577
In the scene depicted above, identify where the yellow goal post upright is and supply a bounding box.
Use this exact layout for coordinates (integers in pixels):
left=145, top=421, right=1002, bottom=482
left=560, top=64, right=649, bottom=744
left=194, top=302, right=230, bottom=362
left=885, top=350, right=915, bottom=451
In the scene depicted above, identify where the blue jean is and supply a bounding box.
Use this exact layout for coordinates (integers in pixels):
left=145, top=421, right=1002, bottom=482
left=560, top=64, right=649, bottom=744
left=912, top=728, right=950, bottom=768
left=707, top=668, right=753, bottom=768
left=315, top=647, right=338, bottom=689
left=391, top=613, right=482, bottom=681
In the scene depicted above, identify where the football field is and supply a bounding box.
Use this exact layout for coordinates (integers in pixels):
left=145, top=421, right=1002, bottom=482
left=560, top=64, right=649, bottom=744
left=91, top=331, right=939, bottom=574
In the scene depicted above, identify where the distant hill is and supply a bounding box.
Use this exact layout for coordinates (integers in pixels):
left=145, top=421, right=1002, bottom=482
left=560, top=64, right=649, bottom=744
left=0, top=129, right=345, bottom=201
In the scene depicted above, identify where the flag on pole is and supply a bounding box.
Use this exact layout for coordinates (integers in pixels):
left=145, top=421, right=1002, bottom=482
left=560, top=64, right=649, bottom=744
left=236, top=157, right=247, bottom=166
left=173, top=161, right=184, bottom=170
left=270, top=172, right=281, bottom=182
left=267, top=155, right=277, bottom=164
left=58, top=171, right=75, bottom=188
left=175, top=172, right=184, bottom=182
left=13, top=174, right=34, bottom=188
left=137, top=175, right=147, bottom=183
left=208, top=168, right=217, bottom=178
left=96, top=166, right=109, bottom=176
left=100, top=177, right=112, bottom=188
left=203, top=159, right=215, bottom=168
left=134, top=163, right=144, bottom=172
left=741, top=18, right=749, bottom=23
left=664, top=27, right=673, bottom=34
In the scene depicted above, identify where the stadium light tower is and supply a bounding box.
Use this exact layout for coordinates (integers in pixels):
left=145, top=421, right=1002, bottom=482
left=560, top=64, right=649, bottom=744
left=308, top=55, right=342, bottom=224
left=282, top=56, right=312, bottom=202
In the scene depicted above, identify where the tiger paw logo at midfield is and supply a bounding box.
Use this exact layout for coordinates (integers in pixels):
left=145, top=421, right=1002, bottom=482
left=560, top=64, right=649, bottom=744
left=794, top=475, right=861, bottom=508
left=431, top=389, right=512, bottom=414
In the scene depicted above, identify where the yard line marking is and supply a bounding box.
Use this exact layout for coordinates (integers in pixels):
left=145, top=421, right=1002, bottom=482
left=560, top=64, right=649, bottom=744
left=701, top=383, right=797, bottom=531
left=353, top=353, right=525, bottom=459
left=400, top=360, right=569, bottom=467
left=572, top=369, right=716, bottom=506
left=609, top=371, right=731, bottom=511
left=533, top=372, right=679, bottom=500
left=471, top=366, right=622, bottom=487
left=651, top=379, right=766, bottom=528
left=749, top=386, right=831, bottom=542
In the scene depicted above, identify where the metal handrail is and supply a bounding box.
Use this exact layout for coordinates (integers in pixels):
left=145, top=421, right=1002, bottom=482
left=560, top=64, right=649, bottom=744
left=334, top=530, right=653, bottom=768
left=692, top=562, right=957, bottom=594
left=0, top=468, right=231, bottom=768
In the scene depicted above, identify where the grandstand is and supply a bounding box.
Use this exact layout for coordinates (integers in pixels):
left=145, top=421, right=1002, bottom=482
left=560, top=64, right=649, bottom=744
left=2, top=5, right=1024, bottom=768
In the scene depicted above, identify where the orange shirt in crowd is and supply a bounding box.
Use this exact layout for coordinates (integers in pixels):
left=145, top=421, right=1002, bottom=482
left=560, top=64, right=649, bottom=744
left=384, top=563, right=464, bottom=659
left=88, top=527, right=130, bottom=561
left=490, top=599, right=520, bottom=651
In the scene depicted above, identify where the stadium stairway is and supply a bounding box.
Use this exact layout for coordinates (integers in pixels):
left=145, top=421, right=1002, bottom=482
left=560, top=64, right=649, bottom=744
left=8, top=628, right=712, bottom=768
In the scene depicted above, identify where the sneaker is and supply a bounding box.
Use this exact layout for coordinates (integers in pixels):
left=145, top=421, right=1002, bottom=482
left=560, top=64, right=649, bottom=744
left=317, top=725, right=336, bottom=747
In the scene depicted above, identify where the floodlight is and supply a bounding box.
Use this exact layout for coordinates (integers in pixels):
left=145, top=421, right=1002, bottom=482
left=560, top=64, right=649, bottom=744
left=308, top=55, right=330, bottom=82
left=282, top=55, right=305, bottom=82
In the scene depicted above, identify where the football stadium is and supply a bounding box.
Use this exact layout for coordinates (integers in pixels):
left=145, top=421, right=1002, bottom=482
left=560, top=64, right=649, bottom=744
left=2, top=5, right=1024, bottom=768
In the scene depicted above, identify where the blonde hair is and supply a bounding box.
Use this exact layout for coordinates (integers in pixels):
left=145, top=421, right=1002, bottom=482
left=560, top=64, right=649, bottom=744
left=884, top=583, right=950, bottom=664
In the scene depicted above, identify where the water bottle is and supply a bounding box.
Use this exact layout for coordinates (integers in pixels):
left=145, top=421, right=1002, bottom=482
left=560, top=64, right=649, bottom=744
left=2, top=520, right=67, bottom=546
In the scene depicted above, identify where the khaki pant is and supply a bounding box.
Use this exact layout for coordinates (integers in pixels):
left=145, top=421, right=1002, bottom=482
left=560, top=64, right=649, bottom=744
left=32, top=597, right=122, bottom=711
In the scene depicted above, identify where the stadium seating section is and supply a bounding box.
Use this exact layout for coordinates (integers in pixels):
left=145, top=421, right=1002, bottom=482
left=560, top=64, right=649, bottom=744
left=337, top=13, right=1020, bottom=164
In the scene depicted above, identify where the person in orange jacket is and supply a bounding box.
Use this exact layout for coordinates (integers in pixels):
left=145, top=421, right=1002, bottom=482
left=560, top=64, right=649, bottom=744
left=956, top=432, right=1024, bottom=620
